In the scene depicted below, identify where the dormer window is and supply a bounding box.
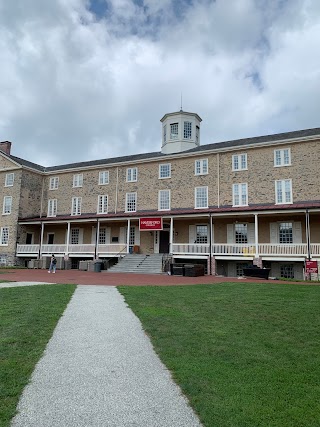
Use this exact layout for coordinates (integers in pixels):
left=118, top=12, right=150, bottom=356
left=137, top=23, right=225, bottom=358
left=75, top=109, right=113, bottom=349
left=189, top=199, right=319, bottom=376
left=170, top=123, right=178, bottom=139
left=184, top=121, right=192, bottom=139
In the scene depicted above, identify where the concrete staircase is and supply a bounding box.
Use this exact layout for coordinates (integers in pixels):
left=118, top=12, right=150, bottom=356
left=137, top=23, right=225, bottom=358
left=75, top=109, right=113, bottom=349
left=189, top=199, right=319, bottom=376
left=107, top=254, right=164, bottom=274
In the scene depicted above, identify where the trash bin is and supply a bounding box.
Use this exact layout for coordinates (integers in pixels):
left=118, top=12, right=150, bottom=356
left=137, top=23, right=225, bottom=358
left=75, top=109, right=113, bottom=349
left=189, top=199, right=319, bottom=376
left=129, top=246, right=133, bottom=254
left=94, top=261, right=103, bottom=272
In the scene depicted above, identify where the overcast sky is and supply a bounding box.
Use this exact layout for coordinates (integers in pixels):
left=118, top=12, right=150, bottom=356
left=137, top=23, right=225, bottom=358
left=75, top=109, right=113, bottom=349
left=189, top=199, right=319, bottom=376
left=1, top=0, right=320, bottom=166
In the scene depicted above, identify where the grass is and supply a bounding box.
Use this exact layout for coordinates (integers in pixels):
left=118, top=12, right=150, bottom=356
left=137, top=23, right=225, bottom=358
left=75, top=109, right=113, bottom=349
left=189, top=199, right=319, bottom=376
left=119, top=283, right=320, bottom=427
left=0, top=284, right=76, bottom=427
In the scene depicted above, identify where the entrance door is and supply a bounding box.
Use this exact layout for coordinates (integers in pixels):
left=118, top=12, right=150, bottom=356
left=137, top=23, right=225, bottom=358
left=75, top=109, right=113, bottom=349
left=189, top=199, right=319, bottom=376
left=26, top=233, right=33, bottom=244
left=47, top=233, right=54, bottom=244
left=159, top=231, right=170, bottom=253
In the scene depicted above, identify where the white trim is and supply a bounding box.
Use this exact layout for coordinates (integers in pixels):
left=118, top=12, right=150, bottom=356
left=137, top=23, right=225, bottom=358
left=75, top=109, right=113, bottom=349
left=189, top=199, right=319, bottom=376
left=159, top=163, right=171, bottom=179
left=195, top=186, right=208, bottom=209
left=275, top=179, right=293, bottom=204
left=232, top=153, right=247, bottom=171
left=262, top=257, right=305, bottom=262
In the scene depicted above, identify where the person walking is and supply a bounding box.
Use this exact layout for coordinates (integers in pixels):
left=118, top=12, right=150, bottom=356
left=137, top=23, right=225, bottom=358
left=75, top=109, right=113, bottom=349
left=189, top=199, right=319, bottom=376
left=48, top=254, right=57, bottom=273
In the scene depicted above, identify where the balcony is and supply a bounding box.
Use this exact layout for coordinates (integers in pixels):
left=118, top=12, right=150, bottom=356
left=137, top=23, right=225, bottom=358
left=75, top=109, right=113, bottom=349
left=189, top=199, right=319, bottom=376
left=16, top=243, right=127, bottom=257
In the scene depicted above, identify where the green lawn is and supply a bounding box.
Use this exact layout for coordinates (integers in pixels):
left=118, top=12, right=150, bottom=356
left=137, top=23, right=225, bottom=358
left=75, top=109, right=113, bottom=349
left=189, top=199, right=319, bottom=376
left=0, top=284, right=76, bottom=427
left=119, top=283, right=320, bottom=427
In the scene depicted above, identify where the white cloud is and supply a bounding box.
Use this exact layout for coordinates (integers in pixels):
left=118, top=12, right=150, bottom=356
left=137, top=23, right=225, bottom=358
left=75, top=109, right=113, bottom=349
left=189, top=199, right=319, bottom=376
left=0, top=0, right=319, bottom=166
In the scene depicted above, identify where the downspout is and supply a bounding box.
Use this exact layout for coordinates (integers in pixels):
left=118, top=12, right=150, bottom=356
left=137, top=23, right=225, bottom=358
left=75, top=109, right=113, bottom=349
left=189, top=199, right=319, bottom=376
left=217, top=153, right=220, bottom=208
left=115, top=167, right=119, bottom=214
left=209, top=213, right=212, bottom=275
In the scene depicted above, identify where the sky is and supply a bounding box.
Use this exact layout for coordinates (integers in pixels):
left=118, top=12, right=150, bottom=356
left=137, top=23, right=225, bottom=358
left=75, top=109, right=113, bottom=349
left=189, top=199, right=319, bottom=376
left=0, top=0, right=320, bottom=167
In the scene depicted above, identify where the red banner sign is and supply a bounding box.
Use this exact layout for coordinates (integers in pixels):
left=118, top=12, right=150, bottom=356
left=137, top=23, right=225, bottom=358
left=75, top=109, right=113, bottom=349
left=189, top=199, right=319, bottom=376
left=305, top=260, right=318, bottom=274
left=139, top=217, right=163, bottom=231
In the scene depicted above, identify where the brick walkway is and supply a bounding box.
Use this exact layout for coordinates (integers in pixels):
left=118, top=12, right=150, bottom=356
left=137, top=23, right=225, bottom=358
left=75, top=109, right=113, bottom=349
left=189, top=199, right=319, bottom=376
left=0, top=268, right=311, bottom=286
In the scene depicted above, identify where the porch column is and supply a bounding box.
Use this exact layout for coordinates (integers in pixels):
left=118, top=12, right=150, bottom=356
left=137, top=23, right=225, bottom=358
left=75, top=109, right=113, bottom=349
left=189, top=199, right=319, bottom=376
left=306, top=209, right=311, bottom=260
left=254, top=214, right=259, bottom=258
left=95, top=219, right=100, bottom=260
left=39, top=222, right=44, bottom=259
left=169, top=217, right=173, bottom=254
left=209, top=214, right=213, bottom=275
left=127, top=219, right=131, bottom=253
left=66, top=222, right=70, bottom=255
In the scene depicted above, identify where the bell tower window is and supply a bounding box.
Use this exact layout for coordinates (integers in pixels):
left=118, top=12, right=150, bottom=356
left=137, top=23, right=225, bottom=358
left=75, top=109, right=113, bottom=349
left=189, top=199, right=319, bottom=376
left=170, top=123, right=178, bottom=139
left=184, top=121, right=192, bottom=139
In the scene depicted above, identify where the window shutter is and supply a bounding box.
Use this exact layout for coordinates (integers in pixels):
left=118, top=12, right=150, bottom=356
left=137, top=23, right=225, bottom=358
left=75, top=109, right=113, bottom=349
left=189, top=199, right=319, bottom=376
left=79, top=229, right=84, bottom=244
left=227, top=224, right=234, bottom=243
left=106, top=227, right=111, bottom=244
left=189, top=225, right=196, bottom=243
left=91, top=227, right=96, bottom=244
left=134, top=226, right=140, bottom=245
left=293, top=222, right=302, bottom=243
left=119, top=227, right=127, bottom=243
left=270, top=223, right=278, bottom=243
left=247, top=223, right=255, bottom=243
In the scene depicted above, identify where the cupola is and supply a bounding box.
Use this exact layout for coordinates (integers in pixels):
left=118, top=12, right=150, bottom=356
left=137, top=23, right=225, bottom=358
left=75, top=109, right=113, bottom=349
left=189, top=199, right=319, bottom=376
left=160, top=110, right=202, bottom=154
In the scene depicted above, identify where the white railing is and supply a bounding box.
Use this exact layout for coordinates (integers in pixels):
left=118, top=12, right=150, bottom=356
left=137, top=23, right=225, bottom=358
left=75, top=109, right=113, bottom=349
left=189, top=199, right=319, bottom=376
left=16, top=244, right=40, bottom=254
left=258, top=244, right=308, bottom=256
left=68, top=244, right=95, bottom=253
left=41, top=245, right=67, bottom=254
left=212, top=244, right=256, bottom=256
left=98, top=244, right=127, bottom=254
left=310, top=244, right=320, bottom=256
left=171, top=244, right=210, bottom=254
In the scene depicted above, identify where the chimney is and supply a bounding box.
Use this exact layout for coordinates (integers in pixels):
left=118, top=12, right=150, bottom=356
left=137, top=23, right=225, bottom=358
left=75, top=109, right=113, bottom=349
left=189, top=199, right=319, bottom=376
left=0, top=141, right=12, bottom=155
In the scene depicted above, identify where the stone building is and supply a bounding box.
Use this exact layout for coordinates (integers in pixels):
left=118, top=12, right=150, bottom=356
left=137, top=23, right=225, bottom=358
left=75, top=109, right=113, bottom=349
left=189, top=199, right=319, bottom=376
left=1, top=110, right=320, bottom=279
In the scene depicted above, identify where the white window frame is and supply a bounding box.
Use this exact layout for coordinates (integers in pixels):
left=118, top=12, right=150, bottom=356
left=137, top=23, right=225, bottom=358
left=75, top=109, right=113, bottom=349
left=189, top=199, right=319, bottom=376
left=158, top=189, right=170, bottom=211
left=73, top=174, right=83, bottom=188
left=195, top=186, right=208, bottom=209
left=47, top=199, right=57, bottom=217
left=2, top=196, right=12, bottom=215
left=99, top=171, right=109, bottom=185
left=275, top=179, right=292, bottom=204
left=5, top=173, right=14, bottom=187
left=274, top=148, right=291, bottom=167
left=71, top=197, right=82, bottom=215
left=195, top=159, right=208, bottom=175
left=232, top=153, right=247, bottom=171
left=49, top=177, right=59, bottom=190
left=184, top=121, right=192, bottom=139
left=125, top=192, right=137, bottom=212
left=159, top=163, right=171, bottom=179
left=70, top=228, right=80, bottom=244
left=233, top=183, right=248, bottom=207
left=170, top=123, right=179, bottom=139
left=0, top=227, right=9, bottom=245
left=126, top=167, right=137, bottom=182
left=97, top=195, right=108, bottom=214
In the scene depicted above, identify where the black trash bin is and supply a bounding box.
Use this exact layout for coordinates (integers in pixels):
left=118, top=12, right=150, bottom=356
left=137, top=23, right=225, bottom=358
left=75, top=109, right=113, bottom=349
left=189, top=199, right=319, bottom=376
left=94, top=261, right=103, bottom=272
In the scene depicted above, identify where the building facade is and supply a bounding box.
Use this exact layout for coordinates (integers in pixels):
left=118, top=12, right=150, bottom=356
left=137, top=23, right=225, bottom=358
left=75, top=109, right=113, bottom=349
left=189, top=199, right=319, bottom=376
left=1, top=111, right=320, bottom=279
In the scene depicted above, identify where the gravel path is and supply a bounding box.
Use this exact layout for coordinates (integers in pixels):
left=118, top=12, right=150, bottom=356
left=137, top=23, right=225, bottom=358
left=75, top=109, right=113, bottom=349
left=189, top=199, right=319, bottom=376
left=11, top=285, right=202, bottom=427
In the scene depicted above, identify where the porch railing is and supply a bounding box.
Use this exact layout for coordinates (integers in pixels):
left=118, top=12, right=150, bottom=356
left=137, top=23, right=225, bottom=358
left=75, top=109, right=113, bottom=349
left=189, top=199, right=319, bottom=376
left=16, top=244, right=40, bottom=254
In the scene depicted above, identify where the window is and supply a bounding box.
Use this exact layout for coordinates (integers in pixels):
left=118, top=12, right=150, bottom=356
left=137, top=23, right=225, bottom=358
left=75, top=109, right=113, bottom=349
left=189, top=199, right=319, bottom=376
left=233, top=183, right=248, bottom=206
left=232, top=154, right=247, bottom=171
left=99, top=228, right=106, bottom=244
left=129, top=226, right=135, bottom=246
left=195, top=159, right=208, bottom=175
left=195, top=186, right=208, bottom=209
left=5, top=173, right=14, bottom=187
left=99, top=171, right=109, bottom=185
left=280, top=264, right=294, bottom=279
left=3, top=196, right=12, bottom=215
left=0, top=227, right=9, bottom=245
left=127, top=167, right=137, bottom=182
left=274, top=148, right=291, bottom=167
left=70, top=228, right=79, bottom=244
left=126, top=192, right=137, bottom=212
left=279, top=222, right=293, bottom=243
left=159, top=163, right=171, bottom=179
left=73, top=174, right=83, bottom=187
left=71, top=197, right=82, bottom=215
left=97, top=195, right=108, bottom=214
left=184, top=121, right=192, bottom=139
left=170, top=123, right=178, bottom=139
left=275, top=179, right=292, bottom=204
left=48, top=199, right=57, bottom=217
left=236, top=262, right=250, bottom=277
left=49, top=177, right=59, bottom=190
left=163, top=124, right=167, bottom=143
left=196, top=225, right=208, bottom=243
left=196, top=126, right=199, bottom=144
left=235, top=223, right=248, bottom=244
left=158, top=190, right=170, bottom=210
